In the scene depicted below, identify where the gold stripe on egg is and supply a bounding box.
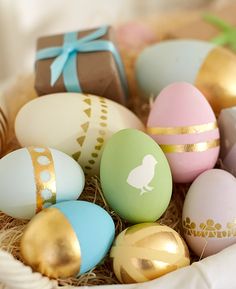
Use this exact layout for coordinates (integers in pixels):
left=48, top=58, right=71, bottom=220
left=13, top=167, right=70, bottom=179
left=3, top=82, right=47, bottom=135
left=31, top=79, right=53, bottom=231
left=147, top=121, right=218, bottom=135
left=120, top=266, right=137, bottom=284
left=160, top=139, right=219, bottom=153
left=27, top=147, right=56, bottom=213
left=20, top=207, right=81, bottom=278
left=111, top=224, right=190, bottom=283
left=131, top=257, right=178, bottom=280
left=195, top=46, right=236, bottom=116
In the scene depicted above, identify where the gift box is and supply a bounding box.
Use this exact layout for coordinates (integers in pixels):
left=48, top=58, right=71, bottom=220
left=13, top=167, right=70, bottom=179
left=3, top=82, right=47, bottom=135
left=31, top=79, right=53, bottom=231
left=35, top=26, right=128, bottom=105
left=2, top=4, right=236, bottom=289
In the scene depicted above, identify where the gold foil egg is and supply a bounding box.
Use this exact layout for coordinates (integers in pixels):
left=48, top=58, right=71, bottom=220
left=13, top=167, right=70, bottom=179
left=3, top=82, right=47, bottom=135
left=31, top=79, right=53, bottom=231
left=136, top=40, right=236, bottom=115
left=110, top=223, right=190, bottom=283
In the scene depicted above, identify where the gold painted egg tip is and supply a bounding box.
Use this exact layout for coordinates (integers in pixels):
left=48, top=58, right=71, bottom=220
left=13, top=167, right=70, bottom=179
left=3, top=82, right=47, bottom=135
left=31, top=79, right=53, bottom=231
left=20, top=207, right=81, bottom=279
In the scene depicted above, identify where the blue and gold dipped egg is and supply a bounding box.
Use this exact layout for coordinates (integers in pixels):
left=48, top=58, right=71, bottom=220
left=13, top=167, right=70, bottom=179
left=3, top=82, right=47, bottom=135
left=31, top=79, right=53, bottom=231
left=20, top=201, right=115, bottom=278
left=136, top=40, right=236, bottom=115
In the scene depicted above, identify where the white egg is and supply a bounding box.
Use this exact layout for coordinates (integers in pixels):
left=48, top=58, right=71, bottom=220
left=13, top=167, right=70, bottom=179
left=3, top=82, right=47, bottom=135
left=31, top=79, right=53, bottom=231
left=15, top=93, right=144, bottom=175
left=0, top=147, right=85, bottom=219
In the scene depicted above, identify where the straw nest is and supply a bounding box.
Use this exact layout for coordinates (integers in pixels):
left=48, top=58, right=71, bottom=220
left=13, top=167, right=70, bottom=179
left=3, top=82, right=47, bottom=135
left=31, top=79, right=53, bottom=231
left=0, top=24, right=201, bottom=284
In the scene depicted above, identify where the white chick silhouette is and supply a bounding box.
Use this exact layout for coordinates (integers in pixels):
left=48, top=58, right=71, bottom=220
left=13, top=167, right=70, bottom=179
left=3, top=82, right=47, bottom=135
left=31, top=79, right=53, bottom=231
left=127, top=154, right=158, bottom=195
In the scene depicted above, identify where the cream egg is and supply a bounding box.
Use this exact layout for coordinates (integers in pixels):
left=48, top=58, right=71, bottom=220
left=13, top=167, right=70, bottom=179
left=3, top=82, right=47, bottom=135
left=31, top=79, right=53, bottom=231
left=15, top=93, right=144, bottom=176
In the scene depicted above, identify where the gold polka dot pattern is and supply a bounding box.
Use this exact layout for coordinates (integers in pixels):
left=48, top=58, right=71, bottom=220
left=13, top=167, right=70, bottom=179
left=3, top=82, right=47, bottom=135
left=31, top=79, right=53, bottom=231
left=27, top=147, right=56, bottom=213
left=85, top=97, right=108, bottom=173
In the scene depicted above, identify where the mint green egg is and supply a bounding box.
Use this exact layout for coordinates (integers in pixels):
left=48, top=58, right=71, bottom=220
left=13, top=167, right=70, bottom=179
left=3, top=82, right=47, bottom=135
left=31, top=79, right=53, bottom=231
left=100, top=129, right=172, bottom=223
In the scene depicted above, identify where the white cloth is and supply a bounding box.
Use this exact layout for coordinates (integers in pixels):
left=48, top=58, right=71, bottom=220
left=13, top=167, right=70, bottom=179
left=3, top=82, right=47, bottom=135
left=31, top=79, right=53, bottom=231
left=76, top=244, right=236, bottom=289
left=0, top=0, right=224, bottom=85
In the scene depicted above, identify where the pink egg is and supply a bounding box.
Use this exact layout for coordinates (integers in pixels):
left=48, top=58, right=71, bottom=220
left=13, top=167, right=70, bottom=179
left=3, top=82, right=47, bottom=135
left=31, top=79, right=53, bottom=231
left=182, top=169, right=236, bottom=257
left=147, top=82, right=220, bottom=183
left=116, top=22, right=156, bottom=50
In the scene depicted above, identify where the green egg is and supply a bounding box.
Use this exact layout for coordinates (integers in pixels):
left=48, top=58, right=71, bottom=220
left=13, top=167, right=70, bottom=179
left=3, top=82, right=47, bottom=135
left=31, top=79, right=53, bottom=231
left=100, top=128, right=172, bottom=223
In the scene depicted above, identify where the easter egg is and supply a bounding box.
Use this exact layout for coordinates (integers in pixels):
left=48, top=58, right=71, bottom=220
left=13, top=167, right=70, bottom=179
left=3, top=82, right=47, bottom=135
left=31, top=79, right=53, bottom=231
left=15, top=93, right=144, bottom=176
left=0, top=95, right=8, bottom=156
left=21, top=200, right=115, bottom=278
left=116, top=22, right=156, bottom=50
left=147, top=82, right=220, bottom=183
left=136, top=40, right=236, bottom=115
left=218, top=107, right=236, bottom=176
left=100, top=128, right=172, bottom=223
left=0, top=147, right=85, bottom=219
left=182, top=169, right=236, bottom=257
left=110, top=223, right=190, bottom=283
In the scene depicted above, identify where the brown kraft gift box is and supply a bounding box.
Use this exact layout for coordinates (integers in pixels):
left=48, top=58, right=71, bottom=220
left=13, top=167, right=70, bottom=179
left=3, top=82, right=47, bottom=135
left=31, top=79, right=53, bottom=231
left=35, top=26, right=128, bottom=105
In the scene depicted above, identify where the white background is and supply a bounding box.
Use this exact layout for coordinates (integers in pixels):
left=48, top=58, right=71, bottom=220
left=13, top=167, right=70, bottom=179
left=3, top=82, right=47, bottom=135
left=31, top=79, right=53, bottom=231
left=0, top=0, right=228, bottom=84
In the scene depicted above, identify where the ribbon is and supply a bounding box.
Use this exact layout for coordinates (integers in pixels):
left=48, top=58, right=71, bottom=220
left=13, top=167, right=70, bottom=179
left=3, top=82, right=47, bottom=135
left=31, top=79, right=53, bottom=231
left=203, top=13, right=236, bottom=52
left=36, top=26, right=128, bottom=96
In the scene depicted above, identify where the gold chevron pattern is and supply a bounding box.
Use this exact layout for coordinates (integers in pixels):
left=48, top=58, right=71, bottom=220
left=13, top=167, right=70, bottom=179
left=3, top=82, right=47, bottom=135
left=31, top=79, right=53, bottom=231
left=72, top=96, right=92, bottom=161
left=72, top=95, right=108, bottom=174
left=0, top=106, right=8, bottom=155
left=27, top=147, right=56, bottom=213
left=110, top=223, right=190, bottom=284
left=183, top=217, right=236, bottom=238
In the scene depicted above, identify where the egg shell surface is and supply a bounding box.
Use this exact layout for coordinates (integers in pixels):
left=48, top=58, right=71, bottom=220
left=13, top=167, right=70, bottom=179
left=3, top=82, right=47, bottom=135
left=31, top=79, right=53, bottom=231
left=182, top=169, right=236, bottom=257
left=15, top=93, right=144, bottom=176
left=147, top=82, right=220, bottom=183
left=53, top=201, right=115, bottom=274
left=218, top=107, right=236, bottom=176
left=136, top=40, right=215, bottom=98
left=100, top=128, right=172, bottom=223
left=0, top=147, right=84, bottom=219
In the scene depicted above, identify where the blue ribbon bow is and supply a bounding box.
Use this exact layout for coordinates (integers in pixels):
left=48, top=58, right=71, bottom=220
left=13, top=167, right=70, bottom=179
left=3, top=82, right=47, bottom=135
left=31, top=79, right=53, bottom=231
left=36, top=26, right=128, bottom=96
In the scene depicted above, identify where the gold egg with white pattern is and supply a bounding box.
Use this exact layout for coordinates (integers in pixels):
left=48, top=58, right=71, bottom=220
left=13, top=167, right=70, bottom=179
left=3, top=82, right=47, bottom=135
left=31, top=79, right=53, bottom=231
left=110, top=223, right=190, bottom=283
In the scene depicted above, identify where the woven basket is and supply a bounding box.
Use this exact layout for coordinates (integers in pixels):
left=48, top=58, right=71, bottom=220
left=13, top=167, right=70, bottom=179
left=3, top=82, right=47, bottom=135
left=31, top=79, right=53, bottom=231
left=1, top=7, right=236, bottom=289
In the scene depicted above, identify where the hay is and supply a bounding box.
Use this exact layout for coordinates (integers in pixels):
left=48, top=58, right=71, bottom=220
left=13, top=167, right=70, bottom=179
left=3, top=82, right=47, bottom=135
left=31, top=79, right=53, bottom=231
left=0, top=177, right=187, bottom=287
left=0, top=25, right=192, bottom=286
left=0, top=106, right=189, bottom=287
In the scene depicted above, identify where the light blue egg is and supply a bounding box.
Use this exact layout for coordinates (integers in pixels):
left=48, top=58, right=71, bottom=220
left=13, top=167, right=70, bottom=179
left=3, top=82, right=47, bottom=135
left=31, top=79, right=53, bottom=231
left=53, top=200, right=115, bottom=274
left=135, top=40, right=216, bottom=98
